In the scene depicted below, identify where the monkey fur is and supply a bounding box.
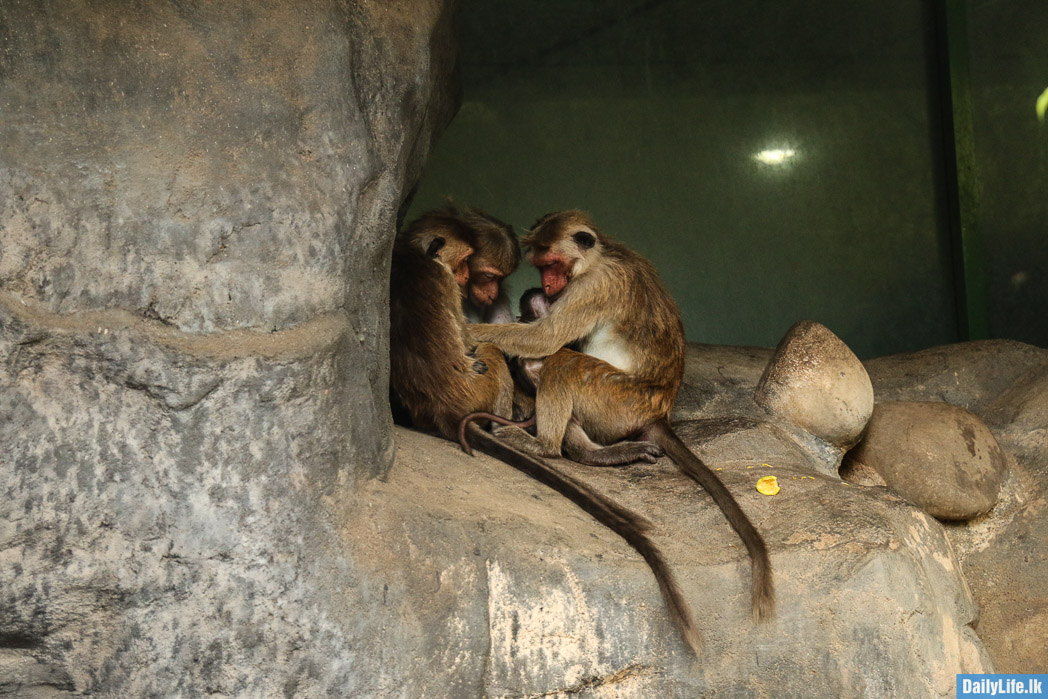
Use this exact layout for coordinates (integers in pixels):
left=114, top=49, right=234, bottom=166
left=464, top=210, right=775, bottom=637
left=457, top=205, right=520, bottom=324
left=390, top=209, right=702, bottom=656
left=391, top=213, right=514, bottom=436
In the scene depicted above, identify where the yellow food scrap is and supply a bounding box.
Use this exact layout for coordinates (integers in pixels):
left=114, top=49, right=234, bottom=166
left=756, top=476, right=780, bottom=496
left=1038, top=86, right=1048, bottom=122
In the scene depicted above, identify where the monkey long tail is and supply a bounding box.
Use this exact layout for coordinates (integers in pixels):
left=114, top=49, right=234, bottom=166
left=648, top=419, right=775, bottom=623
left=458, top=411, right=536, bottom=455
left=465, top=423, right=703, bottom=656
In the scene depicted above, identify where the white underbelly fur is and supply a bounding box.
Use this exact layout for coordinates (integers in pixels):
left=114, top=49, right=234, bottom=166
left=581, top=324, right=634, bottom=373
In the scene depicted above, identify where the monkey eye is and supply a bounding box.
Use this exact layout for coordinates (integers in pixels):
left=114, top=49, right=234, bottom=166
left=426, top=237, right=446, bottom=257
left=572, top=231, right=596, bottom=249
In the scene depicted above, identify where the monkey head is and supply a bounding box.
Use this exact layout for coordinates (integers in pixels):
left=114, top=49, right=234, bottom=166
left=425, top=233, right=473, bottom=288
left=459, top=207, right=520, bottom=309
left=403, top=212, right=476, bottom=289
left=517, top=287, right=551, bottom=323
left=523, top=210, right=601, bottom=298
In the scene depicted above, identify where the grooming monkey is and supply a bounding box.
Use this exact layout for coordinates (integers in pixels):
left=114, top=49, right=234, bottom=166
left=389, top=208, right=703, bottom=655
left=463, top=210, right=775, bottom=624
left=456, top=207, right=520, bottom=325
left=390, top=209, right=515, bottom=436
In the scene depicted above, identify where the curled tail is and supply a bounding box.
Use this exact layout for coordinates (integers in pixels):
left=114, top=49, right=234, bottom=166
left=458, top=411, right=535, bottom=455
left=649, top=419, right=775, bottom=622
left=465, top=424, right=703, bottom=655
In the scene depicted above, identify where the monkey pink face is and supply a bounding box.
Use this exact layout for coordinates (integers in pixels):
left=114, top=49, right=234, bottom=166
left=531, top=254, right=571, bottom=297
left=526, top=223, right=598, bottom=298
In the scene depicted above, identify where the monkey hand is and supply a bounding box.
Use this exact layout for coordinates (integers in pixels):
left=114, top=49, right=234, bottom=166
left=472, top=359, right=488, bottom=374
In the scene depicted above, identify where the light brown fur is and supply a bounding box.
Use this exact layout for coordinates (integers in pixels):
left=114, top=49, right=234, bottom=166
left=390, top=215, right=514, bottom=436
left=467, top=210, right=775, bottom=629
left=391, top=209, right=703, bottom=657
left=446, top=205, right=520, bottom=324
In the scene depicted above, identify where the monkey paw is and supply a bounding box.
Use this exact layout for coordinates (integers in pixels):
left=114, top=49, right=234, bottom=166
left=472, top=359, right=488, bottom=374
left=577, top=440, right=664, bottom=467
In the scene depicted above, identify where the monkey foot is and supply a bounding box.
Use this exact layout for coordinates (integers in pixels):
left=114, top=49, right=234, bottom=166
left=574, top=440, right=664, bottom=467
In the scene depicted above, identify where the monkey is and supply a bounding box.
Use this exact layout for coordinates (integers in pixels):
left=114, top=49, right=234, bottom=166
left=457, top=206, right=520, bottom=325
left=516, top=286, right=551, bottom=324
left=390, top=210, right=516, bottom=436
left=462, top=210, right=775, bottom=626
left=389, top=210, right=703, bottom=656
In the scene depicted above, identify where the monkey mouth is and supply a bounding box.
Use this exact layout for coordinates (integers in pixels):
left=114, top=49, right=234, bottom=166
left=539, top=261, right=570, bottom=297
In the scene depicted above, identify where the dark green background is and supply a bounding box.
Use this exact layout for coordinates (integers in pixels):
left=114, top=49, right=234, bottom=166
left=406, top=1, right=1048, bottom=359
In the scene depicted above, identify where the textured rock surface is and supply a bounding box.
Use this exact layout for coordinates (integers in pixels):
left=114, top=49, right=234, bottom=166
left=842, top=401, right=1007, bottom=520
left=867, top=342, right=1048, bottom=674
left=754, top=320, right=874, bottom=462
left=1, top=1, right=455, bottom=695
left=357, top=427, right=989, bottom=697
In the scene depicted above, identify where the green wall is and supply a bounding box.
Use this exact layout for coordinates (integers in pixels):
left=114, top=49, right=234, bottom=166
left=406, top=1, right=1044, bottom=358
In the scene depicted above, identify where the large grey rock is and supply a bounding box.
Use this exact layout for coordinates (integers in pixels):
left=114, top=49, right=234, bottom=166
left=360, top=427, right=989, bottom=697
left=755, top=321, right=874, bottom=452
left=677, top=338, right=1048, bottom=677
left=842, top=401, right=1007, bottom=520
left=1, top=1, right=455, bottom=695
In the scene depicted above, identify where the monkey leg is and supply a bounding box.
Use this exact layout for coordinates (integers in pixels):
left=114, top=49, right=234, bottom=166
left=533, top=350, right=664, bottom=466
left=472, top=341, right=514, bottom=418
left=490, top=425, right=561, bottom=458
left=562, top=420, right=662, bottom=466
left=434, top=343, right=514, bottom=439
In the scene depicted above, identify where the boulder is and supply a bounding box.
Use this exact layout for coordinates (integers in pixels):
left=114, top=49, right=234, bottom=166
left=866, top=342, right=1048, bottom=673
left=753, top=321, right=874, bottom=473
left=841, top=401, right=1007, bottom=520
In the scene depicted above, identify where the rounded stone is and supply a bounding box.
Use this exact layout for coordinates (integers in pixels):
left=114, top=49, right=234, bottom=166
left=754, top=320, right=874, bottom=448
left=841, top=401, right=1007, bottom=520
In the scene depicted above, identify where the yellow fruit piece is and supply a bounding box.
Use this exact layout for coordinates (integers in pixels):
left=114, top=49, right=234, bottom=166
left=756, top=476, right=780, bottom=496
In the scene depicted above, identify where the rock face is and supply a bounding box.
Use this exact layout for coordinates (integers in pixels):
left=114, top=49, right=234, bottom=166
left=1, top=1, right=456, bottom=695
left=842, top=401, right=1007, bottom=520
left=867, top=342, right=1048, bottom=674
left=360, top=427, right=990, bottom=697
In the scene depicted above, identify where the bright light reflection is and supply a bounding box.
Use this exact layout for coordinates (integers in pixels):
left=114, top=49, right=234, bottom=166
left=754, top=148, right=797, bottom=165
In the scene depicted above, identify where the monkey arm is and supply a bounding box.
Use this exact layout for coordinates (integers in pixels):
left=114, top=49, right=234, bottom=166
left=469, top=314, right=592, bottom=359
left=469, top=275, right=605, bottom=357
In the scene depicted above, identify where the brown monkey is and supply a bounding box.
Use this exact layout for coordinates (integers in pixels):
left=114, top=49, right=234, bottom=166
left=464, top=210, right=775, bottom=624
left=390, top=211, right=515, bottom=435
left=457, top=206, right=520, bottom=324
left=389, top=211, right=703, bottom=656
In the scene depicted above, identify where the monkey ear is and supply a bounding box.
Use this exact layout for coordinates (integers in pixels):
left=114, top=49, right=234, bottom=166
left=572, top=231, right=596, bottom=250
left=426, top=237, right=446, bottom=257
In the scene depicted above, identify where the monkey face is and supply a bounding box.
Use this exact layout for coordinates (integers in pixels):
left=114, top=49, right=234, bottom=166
left=524, top=211, right=600, bottom=297
left=467, top=255, right=505, bottom=306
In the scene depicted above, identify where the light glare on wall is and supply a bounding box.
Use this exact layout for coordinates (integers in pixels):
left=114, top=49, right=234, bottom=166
left=754, top=148, right=797, bottom=165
